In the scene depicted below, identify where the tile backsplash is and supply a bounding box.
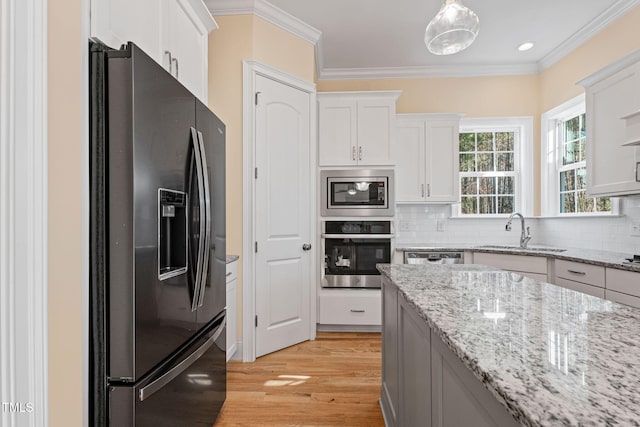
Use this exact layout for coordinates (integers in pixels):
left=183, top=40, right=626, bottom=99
left=395, top=195, right=640, bottom=254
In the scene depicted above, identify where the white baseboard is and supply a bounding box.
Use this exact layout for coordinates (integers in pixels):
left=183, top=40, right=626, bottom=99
left=316, top=324, right=382, bottom=333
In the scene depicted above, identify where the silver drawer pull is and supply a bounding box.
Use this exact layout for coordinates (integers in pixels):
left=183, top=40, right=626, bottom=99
left=567, top=269, right=586, bottom=275
left=226, top=272, right=232, bottom=277
left=350, top=309, right=365, bottom=313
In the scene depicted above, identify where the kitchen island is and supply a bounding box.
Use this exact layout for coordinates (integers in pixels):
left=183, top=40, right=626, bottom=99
left=378, top=264, right=640, bottom=427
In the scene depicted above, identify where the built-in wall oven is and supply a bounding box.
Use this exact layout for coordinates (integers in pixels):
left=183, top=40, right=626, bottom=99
left=322, top=220, right=393, bottom=289
left=320, top=169, right=394, bottom=217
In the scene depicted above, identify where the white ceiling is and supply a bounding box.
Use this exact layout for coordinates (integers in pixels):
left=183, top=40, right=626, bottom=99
left=207, top=0, right=640, bottom=79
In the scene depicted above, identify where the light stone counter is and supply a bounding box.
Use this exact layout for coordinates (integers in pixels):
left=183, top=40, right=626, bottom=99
left=395, top=243, right=640, bottom=273
left=378, top=263, right=640, bottom=426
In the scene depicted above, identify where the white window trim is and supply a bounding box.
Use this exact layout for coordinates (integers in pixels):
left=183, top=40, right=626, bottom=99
left=452, top=116, right=534, bottom=218
left=541, top=94, right=619, bottom=217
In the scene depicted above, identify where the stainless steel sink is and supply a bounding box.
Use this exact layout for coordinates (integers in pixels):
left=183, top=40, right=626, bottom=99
left=477, top=245, right=566, bottom=253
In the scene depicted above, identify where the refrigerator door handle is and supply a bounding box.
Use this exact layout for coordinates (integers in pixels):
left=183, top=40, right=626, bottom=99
left=195, top=130, right=212, bottom=307
left=138, top=316, right=226, bottom=402
left=190, top=127, right=206, bottom=311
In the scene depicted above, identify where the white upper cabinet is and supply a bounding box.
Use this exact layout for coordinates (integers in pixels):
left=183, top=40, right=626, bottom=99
left=91, top=0, right=217, bottom=102
left=162, top=0, right=212, bottom=101
left=579, top=50, right=640, bottom=197
left=318, top=91, right=401, bottom=167
left=395, top=114, right=462, bottom=203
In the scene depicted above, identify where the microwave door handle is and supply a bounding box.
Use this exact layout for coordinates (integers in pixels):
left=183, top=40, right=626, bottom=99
left=190, top=127, right=206, bottom=311
left=196, top=130, right=211, bottom=308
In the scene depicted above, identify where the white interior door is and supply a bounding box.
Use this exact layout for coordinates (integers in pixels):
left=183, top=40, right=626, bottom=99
left=254, top=74, right=312, bottom=357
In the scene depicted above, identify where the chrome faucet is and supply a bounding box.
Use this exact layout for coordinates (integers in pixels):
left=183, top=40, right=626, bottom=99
left=505, top=212, right=531, bottom=249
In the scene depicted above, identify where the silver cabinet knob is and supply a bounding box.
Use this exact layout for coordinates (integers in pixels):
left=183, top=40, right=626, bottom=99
left=302, top=243, right=312, bottom=251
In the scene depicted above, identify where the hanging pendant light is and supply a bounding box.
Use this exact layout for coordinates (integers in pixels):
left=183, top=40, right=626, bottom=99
left=424, top=0, right=479, bottom=55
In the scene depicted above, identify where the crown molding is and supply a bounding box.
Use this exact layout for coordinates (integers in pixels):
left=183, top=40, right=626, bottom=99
left=538, top=0, right=640, bottom=70
left=318, top=63, right=540, bottom=80
left=207, top=0, right=638, bottom=80
left=205, top=0, right=321, bottom=45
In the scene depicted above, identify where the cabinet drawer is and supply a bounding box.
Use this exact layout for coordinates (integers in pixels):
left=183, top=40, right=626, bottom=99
left=473, top=253, right=547, bottom=274
left=555, top=277, right=605, bottom=299
left=319, top=291, right=381, bottom=325
left=226, top=261, right=237, bottom=283
left=606, top=268, right=640, bottom=297
left=555, top=260, right=605, bottom=287
left=606, top=289, right=640, bottom=309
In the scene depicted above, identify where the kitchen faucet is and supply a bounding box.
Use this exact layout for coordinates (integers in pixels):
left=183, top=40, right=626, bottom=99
left=505, top=212, right=531, bottom=249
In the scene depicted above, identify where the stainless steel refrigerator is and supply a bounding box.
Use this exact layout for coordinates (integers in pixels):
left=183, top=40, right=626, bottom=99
left=89, top=41, right=226, bottom=426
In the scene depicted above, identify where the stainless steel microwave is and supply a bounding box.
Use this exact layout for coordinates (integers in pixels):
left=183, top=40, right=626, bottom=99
left=320, top=169, right=394, bottom=217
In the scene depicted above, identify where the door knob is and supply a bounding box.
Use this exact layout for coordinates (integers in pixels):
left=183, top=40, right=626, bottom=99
left=302, top=243, right=312, bottom=251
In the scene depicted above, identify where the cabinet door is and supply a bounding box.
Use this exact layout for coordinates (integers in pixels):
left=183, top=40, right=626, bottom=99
left=381, top=281, right=399, bottom=426
left=472, top=253, right=547, bottom=275
left=163, top=0, right=208, bottom=102
left=606, top=290, right=640, bottom=309
left=586, top=62, right=640, bottom=196
left=431, top=337, right=519, bottom=427
left=426, top=120, right=460, bottom=202
left=396, top=119, right=426, bottom=202
left=605, top=268, right=640, bottom=297
left=318, top=98, right=357, bottom=166
left=357, top=99, right=395, bottom=166
left=225, top=278, right=237, bottom=360
left=91, top=0, right=161, bottom=59
left=398, top=296, right=431, bottom=426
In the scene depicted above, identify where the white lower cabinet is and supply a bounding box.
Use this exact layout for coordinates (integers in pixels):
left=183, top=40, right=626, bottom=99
left=555, top=277, right=605, bottom=299
left=381, top=279, right=519, bottom=427
left=471, top=252, right=547, bottom=282
left=226, top=260, right=238, bottom=361
left=318, top=289, right=381, bottom=326
left=553, top=259, right=605, bottom=298
left=605, top=268, right=640, bottom=308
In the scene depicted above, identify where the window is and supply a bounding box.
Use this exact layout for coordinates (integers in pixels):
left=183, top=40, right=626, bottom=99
left=456, top=118, right=533, bottom=217
left=542, top=95, right=614, bottom=216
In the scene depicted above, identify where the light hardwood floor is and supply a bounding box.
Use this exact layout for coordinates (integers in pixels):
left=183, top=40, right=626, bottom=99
left=215, top=332, right=385, bottom=427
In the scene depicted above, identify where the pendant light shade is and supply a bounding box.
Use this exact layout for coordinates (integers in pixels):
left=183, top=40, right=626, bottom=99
left=424, top=0, right=479, bottom=55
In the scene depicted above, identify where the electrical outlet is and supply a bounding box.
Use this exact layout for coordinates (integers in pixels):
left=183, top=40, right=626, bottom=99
left=436, top=220, right=445, bottom=232
left=632, top=221, right=640, bottom=237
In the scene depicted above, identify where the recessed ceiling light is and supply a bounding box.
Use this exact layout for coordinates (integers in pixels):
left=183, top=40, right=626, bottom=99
left=518, top=42, right=534, bottom=52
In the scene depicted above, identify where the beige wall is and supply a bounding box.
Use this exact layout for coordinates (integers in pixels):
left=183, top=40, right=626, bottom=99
left=207, top=15, right=316, bottom=340
left=48, top=0, right=84, bottom=426
left=540, top=5, right=640, bottom=112
left=252, top=16, right=316, bottom=82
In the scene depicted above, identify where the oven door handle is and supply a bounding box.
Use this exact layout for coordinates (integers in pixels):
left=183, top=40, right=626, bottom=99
left=321, top=233, right=394, bottom=239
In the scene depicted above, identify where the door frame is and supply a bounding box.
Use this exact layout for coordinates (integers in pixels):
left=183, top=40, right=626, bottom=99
left=0, top=0, right=49, bottom=424
left=241, top=59, right=317, bottom=362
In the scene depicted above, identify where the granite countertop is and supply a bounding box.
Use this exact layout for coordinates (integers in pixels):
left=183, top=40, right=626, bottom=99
left=226, top=255, right=239, bottom=264
left=395, top=243, right=640, bottom=273
left=378, top=263, right=640, bottom=427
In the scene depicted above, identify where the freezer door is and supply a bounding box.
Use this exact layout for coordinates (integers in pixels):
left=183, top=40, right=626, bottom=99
left=194, top=101, right=226, bottom=329
left=109, top=313, right=226, bottom=426
left=108, top=44, right=198, bottom=381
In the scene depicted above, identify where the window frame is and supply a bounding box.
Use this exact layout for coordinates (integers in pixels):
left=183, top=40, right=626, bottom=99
left=541, top=94, right=618, bottom=217
left=453, top=117, right=534, bottom=218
